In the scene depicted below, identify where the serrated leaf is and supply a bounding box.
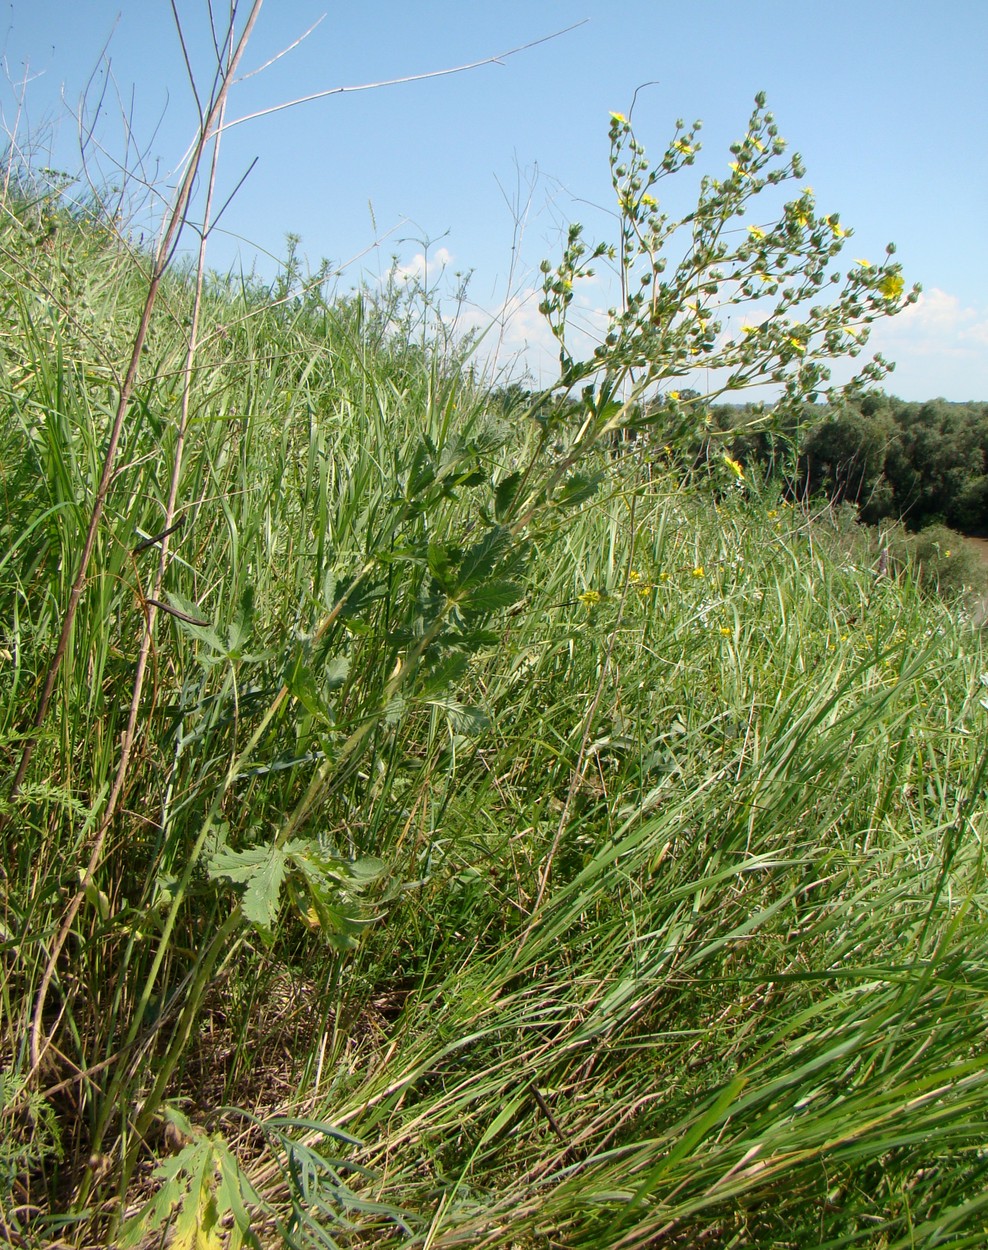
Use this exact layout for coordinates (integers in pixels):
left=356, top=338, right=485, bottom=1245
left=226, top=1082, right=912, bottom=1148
left=427, top=540, right=459, bottom=592
left=556, top=471, right=604, bottom=508
left=458, top=579, right=524, bottom=614
left=209, top=844, right=287, bottom=932
left=458, top=525, right=513, bottom=591
left=494, top=471, right=523, bottom=521
left=419, top=651, right=469, bottom=697
left=407, top=440, right=437, bottom=497
left=426, top=698, right=490, bottom=736
left=166, top=593, right=223, bottom=650
left=284, top=653, right=326, bottom=719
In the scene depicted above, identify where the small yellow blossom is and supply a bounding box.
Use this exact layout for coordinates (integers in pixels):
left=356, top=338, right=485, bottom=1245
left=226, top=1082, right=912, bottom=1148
left=787, top=337, right=806, bottom=353
left=578, top=589, right=602, bottom=608
left=945, top=549, right=952, bottom=558
left=673, top=139, right=694, bottom=155
left=723, top=454, right=745, bottom=480
left=610, top=111, right=628, bottom=125
left=669, top=390, right=681, bottom=402
left=719, top=626, right=732, bottom=637
left=855, top=258, right=873, bottom=269
left=692, top=566, right=705, bottom=579
left=879, top=272, right=905, bottom=300
left=747, top=225, right=766, bottom=241
left=767, top=509, right=778, bottom=519
left=641, top=194, right=657, bottom=208
left=629, top=570, right=642, bottom=583
left=659, top=571, right=670, bottom=582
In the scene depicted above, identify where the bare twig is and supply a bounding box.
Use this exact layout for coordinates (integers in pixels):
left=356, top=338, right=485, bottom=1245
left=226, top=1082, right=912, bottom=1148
left=204, top=22, right=588, bottom=140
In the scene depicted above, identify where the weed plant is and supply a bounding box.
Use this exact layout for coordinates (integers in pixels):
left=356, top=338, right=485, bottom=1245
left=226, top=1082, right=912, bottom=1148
left=1, top=18, right=986, bottom=1247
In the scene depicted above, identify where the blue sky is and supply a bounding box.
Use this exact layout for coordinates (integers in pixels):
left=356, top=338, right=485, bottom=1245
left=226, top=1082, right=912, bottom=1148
left=3, top=1, right=987, bottom=399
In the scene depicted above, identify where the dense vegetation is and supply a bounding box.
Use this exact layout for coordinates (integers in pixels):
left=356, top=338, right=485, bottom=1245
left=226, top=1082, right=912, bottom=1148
left=2, top=46, right=988, bottom=1248
left=710, top=395, right=988, bottom=534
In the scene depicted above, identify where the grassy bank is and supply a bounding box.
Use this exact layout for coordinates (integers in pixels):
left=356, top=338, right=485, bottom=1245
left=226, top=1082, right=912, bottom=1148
left=2, top=108, right=988, bottom=1249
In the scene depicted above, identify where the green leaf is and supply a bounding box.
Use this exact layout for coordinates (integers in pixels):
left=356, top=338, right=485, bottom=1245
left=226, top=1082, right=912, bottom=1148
left=426, top=698, right=490, bottom=736
left=427, top=540, right=460, bottom=593
left=209, top=844, right=288, bottom=933
left=458, top=579, right=524, bottom=614
left=494, top=470, right=523, bottom=521
left=556, top=471, right=604, bottom=509
left=419, top=651, right=469, bottom=696
left=454, top=526, right=514, bottom=596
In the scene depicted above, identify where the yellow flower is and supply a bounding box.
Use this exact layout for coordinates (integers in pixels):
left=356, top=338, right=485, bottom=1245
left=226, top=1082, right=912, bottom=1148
left=747, top=225, right=766, bottom=241
left=669, top=390, right=681, bottom=402
left=767, top=509, right=778, bottom=519
left=659, top=571, right=670, bottom=582
left=610, top=111, right=628, bottom=125
left=577, top=589, right=602, bottom=608
left=719, top=626, right=732, bottom=637
left=629, top=570, right=642, bottom=582
left=879, top=272, right=905, bottom=300
left=723, top=454, right=744, bottom=480
left=787, top=337, right=806, bottom=353
left=673, top=139, right=694, bottom=155
left=692, top=566, right=705, bottom=579
left=945, top=550, right=952, bottom=558
left=641, top=194, right=657, bottom=208
left=855, top=258, right=873, bottom=269
left=828, top=216, right=847, bottom=238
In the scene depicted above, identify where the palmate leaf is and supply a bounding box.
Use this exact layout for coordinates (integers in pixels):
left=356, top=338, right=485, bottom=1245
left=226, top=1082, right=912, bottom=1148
left=118, top=1115, right=261, bottom=1250
left=208, top=844, right=288, bottom=933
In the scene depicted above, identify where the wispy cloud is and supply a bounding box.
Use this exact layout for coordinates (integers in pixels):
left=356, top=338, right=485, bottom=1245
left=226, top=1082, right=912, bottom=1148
left=391, top=245, right=455, bottom=284
left=867, top=287, right=988, bottom=398
left=874, top=287, right=988, bottom=357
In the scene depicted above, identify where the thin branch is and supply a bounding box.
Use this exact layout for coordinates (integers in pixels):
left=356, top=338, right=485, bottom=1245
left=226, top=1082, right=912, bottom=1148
left=169, top=0, right=205, bottom=120
left=236, top=13, right=326, bottom=81
left=214, top=22, right=588, bottom=136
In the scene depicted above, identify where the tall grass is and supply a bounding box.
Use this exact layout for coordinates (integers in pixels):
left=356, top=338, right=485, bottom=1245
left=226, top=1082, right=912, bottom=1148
left=1, top=45, right=986, bottom=1250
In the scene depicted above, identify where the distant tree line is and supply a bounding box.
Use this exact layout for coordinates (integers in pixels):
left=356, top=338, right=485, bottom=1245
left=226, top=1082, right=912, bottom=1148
left=496, top=386, right=988, bottom=535
left=793, top=395, right=988, bottom=532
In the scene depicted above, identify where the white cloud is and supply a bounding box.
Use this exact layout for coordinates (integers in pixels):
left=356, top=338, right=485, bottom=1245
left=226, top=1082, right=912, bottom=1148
left=460, top=284, right=614, bottom=386
left=875, top=287, right=988, bottom=357
left=391, top=245, right=455, bottom=285
left=866, top=287, right=988, bottom=398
